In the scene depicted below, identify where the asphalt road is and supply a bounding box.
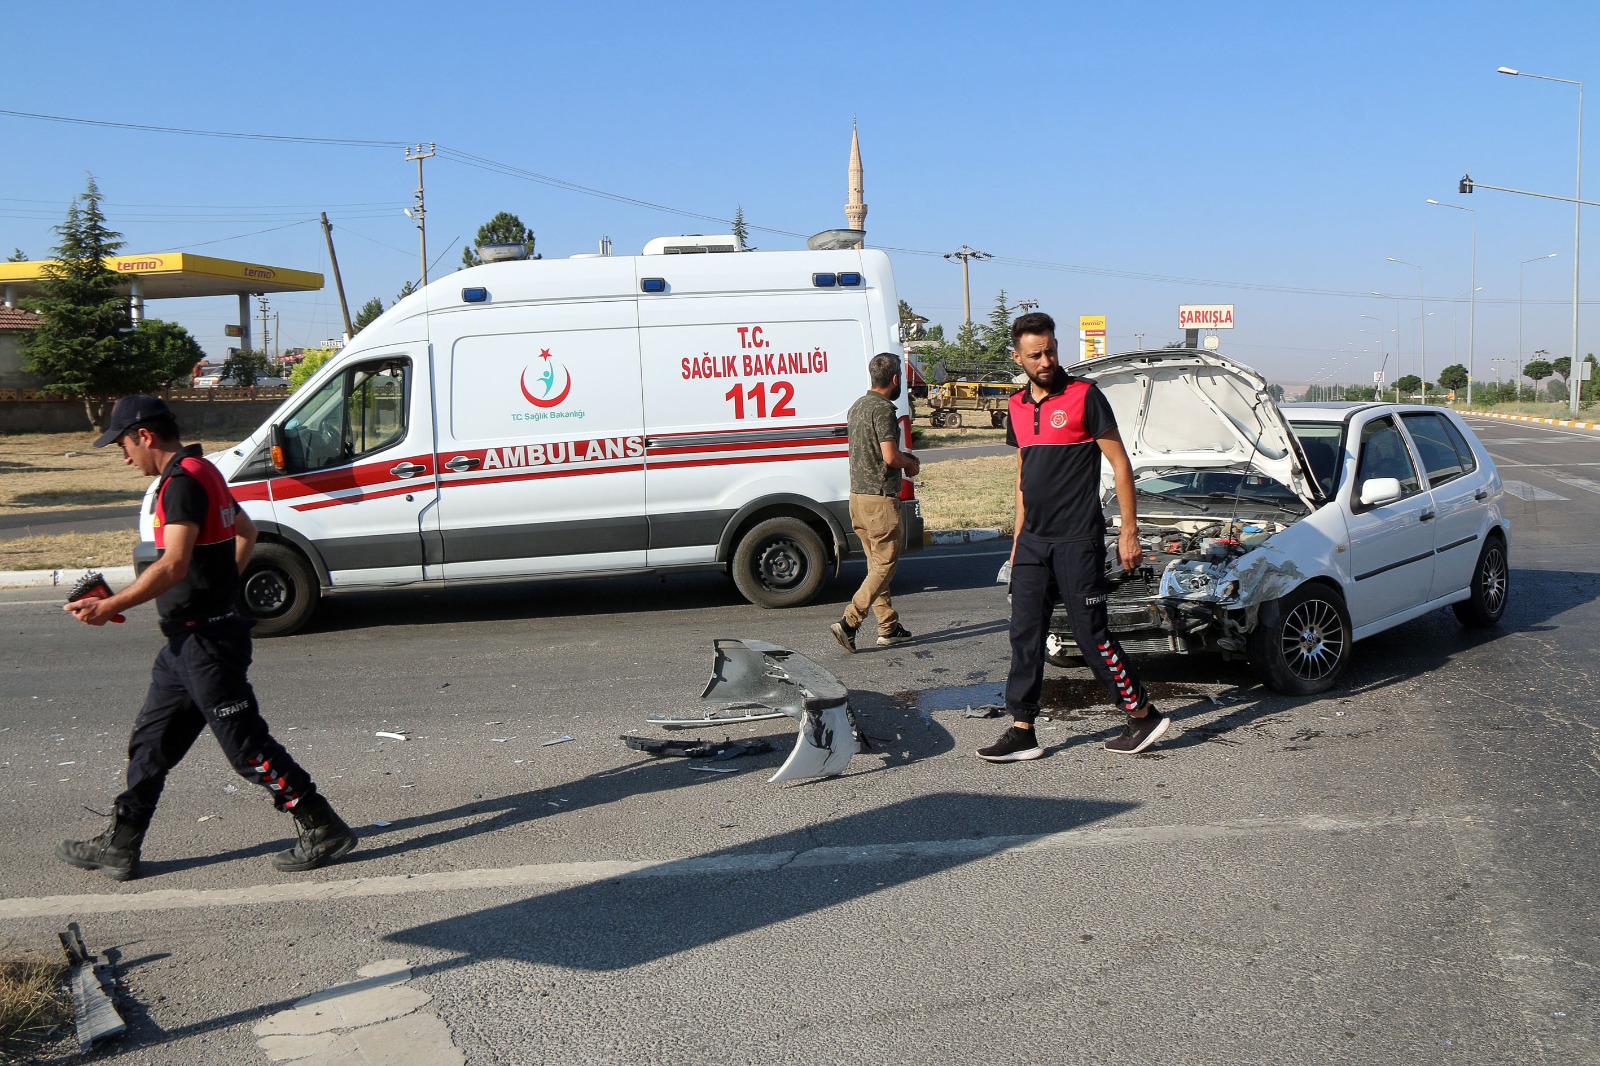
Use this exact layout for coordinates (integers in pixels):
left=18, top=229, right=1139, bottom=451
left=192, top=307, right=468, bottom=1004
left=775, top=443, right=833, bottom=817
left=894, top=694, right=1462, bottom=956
left=0, top=415, right=1596, bottom=1064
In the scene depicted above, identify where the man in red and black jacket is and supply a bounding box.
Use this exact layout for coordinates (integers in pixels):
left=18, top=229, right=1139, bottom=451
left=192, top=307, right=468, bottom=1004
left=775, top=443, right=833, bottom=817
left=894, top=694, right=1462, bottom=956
left=58, top=395, right=356, bottom=881
left=977, top=314, right=1171, bottom=763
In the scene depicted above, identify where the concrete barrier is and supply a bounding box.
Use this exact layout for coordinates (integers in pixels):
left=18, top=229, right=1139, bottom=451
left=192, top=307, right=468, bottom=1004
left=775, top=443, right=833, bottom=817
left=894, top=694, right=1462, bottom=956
left=1, top=398, right=284, bottom=438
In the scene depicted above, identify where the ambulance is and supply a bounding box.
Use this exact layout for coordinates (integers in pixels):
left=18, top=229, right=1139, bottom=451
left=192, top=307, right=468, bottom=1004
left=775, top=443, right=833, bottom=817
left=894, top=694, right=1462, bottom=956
left=137, top=233, right=922, bottom=636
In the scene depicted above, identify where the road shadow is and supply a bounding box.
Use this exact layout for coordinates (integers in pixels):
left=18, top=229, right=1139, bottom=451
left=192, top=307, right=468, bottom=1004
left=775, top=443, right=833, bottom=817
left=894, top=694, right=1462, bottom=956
left=388, top=791, right=1136, bottom=972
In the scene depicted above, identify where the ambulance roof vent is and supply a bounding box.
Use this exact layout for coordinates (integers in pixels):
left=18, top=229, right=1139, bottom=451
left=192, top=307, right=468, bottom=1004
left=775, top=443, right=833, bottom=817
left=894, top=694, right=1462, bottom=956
left=807, top=229, right=865, bottom=250
left=642, top=234, right=745, bottom=255
left=476, top=242, right=530, bottom=263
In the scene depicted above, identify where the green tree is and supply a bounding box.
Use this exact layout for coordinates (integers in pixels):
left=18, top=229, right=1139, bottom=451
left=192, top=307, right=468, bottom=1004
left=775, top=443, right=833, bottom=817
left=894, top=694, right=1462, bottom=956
left=1395, top=374, right=1422, bottom=397
left=288, top=348, right=337, bottom=391
left=7, top=248, right=27, bottom=261
left=460, top=211, right=537, bottom=268
left=731, top=206, right=750, bottom=249
left=1265, top=383, right=1285, bottom=403
left=353, top=297, right=384, bottom=333
left=395, top=279, right=417, bottom=303
left=1547, top=378, right=1569, bottom=402
left=1437, top=363, right=1468, bottom=392
left=19, top=175, right=140, bottom=431
left=979, top=291, right=1013, bottom=367
left=1523, top=359, right=1554, bottom=392
left=128, top=319, right=205, bottom=392
left=222, top=348, right=271, bottom=387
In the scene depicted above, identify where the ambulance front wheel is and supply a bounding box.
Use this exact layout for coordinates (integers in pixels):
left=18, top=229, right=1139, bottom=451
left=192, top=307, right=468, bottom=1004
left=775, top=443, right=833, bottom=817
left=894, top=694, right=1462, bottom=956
left=240, top=542, right=320, bottom=637
left=731, top=517, right=827, bottom=609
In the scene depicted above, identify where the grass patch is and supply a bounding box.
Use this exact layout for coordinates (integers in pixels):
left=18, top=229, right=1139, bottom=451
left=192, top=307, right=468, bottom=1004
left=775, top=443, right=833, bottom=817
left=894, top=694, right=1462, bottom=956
left=913, top=424, right=1008, bottom=449
left=0, top=432, right=234, bottom=515
left=0, top=530, right=140, bottom=572
left=915, top=454, right=1014, bottom=532
left=0, top=948, right=71, bottom=1056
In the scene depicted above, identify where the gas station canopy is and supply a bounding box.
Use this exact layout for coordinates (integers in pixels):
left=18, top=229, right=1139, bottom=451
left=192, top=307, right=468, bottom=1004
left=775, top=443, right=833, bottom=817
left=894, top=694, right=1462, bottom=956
left=0, top=252, right=322, bottom=303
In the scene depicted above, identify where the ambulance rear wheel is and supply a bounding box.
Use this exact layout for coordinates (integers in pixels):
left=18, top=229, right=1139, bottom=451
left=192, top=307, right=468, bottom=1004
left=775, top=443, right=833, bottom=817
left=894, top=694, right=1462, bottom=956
left=240, top=542, right=319, bottom=637
left=732, top=517, right=827, bottom=609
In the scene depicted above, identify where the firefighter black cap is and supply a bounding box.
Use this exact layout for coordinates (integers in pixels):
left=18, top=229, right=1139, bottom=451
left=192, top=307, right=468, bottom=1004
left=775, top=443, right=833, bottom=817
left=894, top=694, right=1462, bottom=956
left=95, top=395, right=173, bottom=448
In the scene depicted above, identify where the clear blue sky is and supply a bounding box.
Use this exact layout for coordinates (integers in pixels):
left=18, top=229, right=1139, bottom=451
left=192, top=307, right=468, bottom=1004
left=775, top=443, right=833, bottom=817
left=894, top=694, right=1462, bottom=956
left=4, top=1, right=1597, bottom=388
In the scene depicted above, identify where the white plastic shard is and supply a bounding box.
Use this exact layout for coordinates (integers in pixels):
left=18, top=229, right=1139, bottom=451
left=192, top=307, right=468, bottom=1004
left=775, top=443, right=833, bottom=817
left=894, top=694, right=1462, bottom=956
left=699, top=638, right=861, bottom=783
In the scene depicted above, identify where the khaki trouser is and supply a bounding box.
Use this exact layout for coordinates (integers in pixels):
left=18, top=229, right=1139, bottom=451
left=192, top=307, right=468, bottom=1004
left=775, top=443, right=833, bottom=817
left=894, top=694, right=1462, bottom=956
left=844, top=492, right=902, bottom=633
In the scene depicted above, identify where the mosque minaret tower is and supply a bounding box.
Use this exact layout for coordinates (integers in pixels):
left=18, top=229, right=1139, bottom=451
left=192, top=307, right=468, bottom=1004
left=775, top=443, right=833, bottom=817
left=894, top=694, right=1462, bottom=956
left=845, top=122, right=866, bottom=247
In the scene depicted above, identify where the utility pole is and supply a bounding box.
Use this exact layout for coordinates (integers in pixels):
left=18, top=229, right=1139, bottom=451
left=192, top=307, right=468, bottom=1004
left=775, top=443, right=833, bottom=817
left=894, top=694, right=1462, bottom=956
left=321, top=212, right=355, bottom=341
left=406, top=142, right=436, bottom=286
left=943, top=245, right=992, bottom=325
left=1135, top=332, right=1145, bottom=350
left=258, top=297, right=271, bottom=364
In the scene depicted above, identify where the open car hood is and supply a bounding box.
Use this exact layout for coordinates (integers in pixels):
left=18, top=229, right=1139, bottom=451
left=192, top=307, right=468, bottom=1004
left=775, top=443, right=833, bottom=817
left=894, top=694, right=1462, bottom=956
left=1067, top=349, right=1319, bottom=509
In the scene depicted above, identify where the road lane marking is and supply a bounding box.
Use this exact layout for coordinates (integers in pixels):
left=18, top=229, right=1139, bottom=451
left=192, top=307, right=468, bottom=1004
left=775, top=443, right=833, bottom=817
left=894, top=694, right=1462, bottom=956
left=1553, top=475, right=1600, bottom=495
left=0, top=810, right=1459, bottom=920
left=1501, top=480, right=1570, bottom=501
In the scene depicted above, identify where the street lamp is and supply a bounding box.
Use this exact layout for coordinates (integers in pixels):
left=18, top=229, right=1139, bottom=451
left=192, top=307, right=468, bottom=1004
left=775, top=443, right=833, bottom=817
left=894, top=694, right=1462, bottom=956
left=1520, top=252, right=1559, bottom=404
left=1499, top=66, right=1583, bottom=414
left=1426, top=199, right=1477, bottom=405
left=1386, top=258, right=1427, bottom=402
left=943, top=246, right=993, bottom=325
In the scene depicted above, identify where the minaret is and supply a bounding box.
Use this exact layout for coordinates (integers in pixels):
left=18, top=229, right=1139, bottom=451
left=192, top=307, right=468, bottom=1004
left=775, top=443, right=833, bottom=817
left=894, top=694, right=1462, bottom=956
left=845, top=122, right=867, bottom=248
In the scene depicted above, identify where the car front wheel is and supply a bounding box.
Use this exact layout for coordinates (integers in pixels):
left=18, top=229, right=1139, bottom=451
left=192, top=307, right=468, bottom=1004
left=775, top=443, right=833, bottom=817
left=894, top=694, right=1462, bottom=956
left=730, top=517, right=828, bottom=609
left=1247, top=583, right=1351, bottom=695
left=240, top=542, right=320, bottom=637
left=1453, top=533, right=1509, bottom=627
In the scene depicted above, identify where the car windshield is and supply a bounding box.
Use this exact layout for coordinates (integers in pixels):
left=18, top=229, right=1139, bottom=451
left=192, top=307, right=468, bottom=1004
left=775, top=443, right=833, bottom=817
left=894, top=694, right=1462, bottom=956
left=1289, top=422, right=1345, bottom=497
left=1132, top=468, right=1306, bottom=514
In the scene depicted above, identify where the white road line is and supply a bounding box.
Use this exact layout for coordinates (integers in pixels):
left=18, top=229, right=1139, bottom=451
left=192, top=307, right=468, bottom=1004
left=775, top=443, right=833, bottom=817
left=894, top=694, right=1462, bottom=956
left=0, top=810, right=1458, bottom=920
left=1553, top=475, right=1600, bottom=495
left=1501, top=480, right=1570, bottom=501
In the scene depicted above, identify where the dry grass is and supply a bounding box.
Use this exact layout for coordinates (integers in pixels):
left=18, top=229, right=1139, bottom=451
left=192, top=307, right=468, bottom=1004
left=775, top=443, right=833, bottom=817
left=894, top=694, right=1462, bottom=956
left=0, top=949, right=70, bottom=1055
left=913, top=424, right=1007, bottom=448
left=0, top=530, right=141, bottom=572
left=0, top=432, right=236, bottom=515
left=915, top=454, right=1014, bottom=533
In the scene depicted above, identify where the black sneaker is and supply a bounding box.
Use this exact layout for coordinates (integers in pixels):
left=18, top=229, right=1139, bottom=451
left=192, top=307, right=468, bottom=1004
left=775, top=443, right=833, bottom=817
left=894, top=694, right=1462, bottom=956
left=877, top=623, right=913, bottom=647
left=1104, top=706, right=1170, bottom=754
left=977, top=725, right=1044, bottom=762
left=830, top=620, right=858, bottom=653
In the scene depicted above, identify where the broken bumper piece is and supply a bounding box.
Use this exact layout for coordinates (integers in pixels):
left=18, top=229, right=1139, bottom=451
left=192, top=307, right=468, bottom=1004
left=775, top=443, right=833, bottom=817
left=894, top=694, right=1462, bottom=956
left=699, top=638, right=862, bottom=783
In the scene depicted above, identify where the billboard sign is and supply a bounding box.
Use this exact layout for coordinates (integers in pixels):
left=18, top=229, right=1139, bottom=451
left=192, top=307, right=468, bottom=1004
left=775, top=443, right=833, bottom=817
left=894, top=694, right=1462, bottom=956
left=1179, top=304, right=1235, bottom=329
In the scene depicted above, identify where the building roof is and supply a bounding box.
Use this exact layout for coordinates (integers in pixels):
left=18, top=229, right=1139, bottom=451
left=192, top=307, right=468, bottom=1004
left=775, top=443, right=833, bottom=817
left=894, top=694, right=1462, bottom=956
left=0, top=305, right=41, bottom=331
left=0, top=252, right=322, bottom=300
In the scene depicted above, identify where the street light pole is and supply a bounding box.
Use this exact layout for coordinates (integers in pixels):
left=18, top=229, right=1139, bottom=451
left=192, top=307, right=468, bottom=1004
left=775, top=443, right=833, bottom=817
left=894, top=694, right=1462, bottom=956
left=1499, top=66, right=1583, bottom=414
left=1520, top=252, right=1559, bottom=405
left=1386, top=258, right=1427, bottom=402
left=943, top=246, right=993, bottom=325
left=1427, top=199, right=1477, bottom=405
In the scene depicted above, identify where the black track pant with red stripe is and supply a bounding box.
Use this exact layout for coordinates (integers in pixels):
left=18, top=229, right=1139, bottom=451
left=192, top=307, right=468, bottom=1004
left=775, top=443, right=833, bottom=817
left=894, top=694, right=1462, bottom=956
left=1005, top=531, right=1148, bottom=722
left=116, top=617, right=316, bottom=827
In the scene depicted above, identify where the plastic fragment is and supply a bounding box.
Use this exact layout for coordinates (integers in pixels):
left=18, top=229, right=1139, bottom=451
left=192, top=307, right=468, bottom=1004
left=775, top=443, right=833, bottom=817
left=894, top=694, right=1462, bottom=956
left=962, top=704, right=1005, bottom=719
left=541, top=736, right=574, bottom=746
left=372, top=820, right=391, bottom=827
left=690, top=765, right=739, bottom=773
left=375, top=731, right=409, bottom=741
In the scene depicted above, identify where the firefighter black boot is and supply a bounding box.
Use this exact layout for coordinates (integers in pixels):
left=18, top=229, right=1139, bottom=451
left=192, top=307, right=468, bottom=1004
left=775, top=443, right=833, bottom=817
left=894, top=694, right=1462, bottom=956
left=56, top=806, right=147, bottom=882
left=272, top=793, right=357, bottom=872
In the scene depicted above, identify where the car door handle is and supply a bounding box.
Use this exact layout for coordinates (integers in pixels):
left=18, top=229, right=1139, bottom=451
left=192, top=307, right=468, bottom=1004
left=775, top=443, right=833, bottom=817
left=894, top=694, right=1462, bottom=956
left=1419, top=510, right=1436, bottom=522
left=1474, top=489, right=1489, bottom=500
left=443, top=456, right=481, bottom=472
left=390, top=462, right=428, bottom=478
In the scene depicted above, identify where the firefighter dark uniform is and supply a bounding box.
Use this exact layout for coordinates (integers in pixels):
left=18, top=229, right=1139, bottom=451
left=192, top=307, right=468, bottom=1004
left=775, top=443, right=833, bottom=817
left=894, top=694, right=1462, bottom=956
left=1003, top=371, right=1150, bottom=722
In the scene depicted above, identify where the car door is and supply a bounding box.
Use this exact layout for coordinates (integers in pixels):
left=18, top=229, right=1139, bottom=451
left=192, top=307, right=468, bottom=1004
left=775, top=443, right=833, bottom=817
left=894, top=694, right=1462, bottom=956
left=266, top=349, right=437, bottom=586
left=1342, top=414, right=1436, bottom=631
left=1399, top=410, right=1486, bottom=602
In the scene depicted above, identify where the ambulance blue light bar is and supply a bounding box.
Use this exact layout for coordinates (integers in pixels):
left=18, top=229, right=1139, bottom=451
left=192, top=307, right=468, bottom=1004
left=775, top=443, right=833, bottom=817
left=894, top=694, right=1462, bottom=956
left=461, top=287, right=489, bottom=303
left=812, top=273, right=837, bottom=287
left=641, top=278, right=667, bottom=293
left=838, top=272, right=863, bottom=287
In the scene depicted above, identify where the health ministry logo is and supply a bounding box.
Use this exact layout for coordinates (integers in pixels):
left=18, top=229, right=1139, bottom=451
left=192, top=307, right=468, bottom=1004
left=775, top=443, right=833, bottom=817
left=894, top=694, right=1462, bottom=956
left=520, top=347, right=572, bottom=408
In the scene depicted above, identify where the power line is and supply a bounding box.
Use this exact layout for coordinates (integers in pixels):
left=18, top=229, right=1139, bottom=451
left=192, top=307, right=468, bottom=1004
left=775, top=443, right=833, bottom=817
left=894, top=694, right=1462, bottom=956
left=0, top=107, right=407, bottom=148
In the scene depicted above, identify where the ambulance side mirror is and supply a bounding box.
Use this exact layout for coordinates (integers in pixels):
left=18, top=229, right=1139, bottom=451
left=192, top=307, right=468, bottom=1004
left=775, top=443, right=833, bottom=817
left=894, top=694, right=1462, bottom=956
left=270, top=424, right=288, bottom=472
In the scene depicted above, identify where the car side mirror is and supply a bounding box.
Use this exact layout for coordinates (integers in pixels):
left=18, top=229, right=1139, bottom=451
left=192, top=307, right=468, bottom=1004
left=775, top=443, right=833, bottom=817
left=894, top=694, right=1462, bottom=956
left=269, top=424, right=288, bottom=472
left=1359, top=477, right=1403, bottom=506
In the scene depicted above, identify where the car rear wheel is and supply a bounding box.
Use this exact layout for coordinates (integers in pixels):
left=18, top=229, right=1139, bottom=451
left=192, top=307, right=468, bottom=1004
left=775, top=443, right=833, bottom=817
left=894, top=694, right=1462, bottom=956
left=1247, top=583, right=1351, bottom=695
left=1452, top=533, right=1509, bottom=627
left=240, top=542, right=320, bottom=637
left=731, top=517, right=827, bottom=609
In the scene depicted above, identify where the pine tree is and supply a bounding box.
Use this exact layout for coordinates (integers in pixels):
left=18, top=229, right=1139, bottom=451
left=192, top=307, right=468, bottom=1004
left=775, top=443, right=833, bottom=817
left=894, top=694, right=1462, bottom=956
left=20, top=175, right=141, bottom=431
left=732, top=206, right=750, bottom=250
left=461, top=212, right=537, bottom=268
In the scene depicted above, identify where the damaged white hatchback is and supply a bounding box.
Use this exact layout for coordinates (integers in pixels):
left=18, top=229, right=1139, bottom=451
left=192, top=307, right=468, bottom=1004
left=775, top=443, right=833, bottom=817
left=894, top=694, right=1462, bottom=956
left=1045, top=349, right=1510, bottom=695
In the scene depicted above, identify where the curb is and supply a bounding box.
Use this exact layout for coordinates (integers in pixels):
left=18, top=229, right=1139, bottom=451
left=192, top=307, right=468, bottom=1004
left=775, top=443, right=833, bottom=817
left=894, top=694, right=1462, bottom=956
left=925, top=528, right=1004, bottom=546
left=1460, top=410, right=1599, bottom=430
left=0, top=565, right=137, bottom=590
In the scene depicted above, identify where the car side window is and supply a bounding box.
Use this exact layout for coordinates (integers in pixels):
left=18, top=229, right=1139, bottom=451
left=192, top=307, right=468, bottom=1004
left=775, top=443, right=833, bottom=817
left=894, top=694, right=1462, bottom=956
left=1400, top=412, right=1476, bottom=488
left=283, top=358, right=409, bottom=473
left=1354, top=417, right=1421, bottom=503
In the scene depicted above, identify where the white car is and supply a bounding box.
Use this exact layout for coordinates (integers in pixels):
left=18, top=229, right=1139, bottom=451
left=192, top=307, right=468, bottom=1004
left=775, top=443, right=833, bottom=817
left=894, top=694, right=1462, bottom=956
left=1045, top=349, right=1510, bottom=695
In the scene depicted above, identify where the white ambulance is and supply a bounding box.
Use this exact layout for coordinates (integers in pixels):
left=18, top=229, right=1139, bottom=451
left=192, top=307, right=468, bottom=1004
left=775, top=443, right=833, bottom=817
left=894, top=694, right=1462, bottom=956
left=138, top=233, right=922, bottom=636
